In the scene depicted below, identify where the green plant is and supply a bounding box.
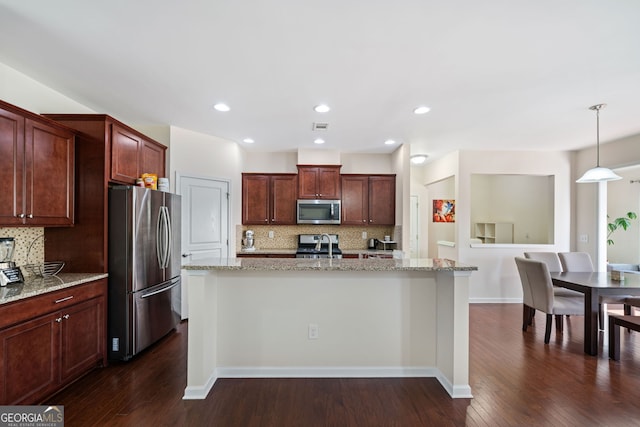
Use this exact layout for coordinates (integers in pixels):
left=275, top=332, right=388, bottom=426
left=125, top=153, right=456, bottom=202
left=607, top=211, right=638, bottom=245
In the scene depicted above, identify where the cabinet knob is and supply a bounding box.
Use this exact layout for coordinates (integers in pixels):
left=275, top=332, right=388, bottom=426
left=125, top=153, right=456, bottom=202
left=363, top=220, right=366, bottom=223
left=63, top=314, right=70, bottom=320
left=264, top=219, right=268, bottom=222
left=55, top=317, right=63, bottom=323
left=18, top=213, right=25, bottom=218
left=27, top=214, right=33, bottom=219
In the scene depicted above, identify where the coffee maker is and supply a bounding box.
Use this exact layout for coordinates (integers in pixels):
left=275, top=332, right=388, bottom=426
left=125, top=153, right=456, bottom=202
left=0, top=237, right=24, bottom=286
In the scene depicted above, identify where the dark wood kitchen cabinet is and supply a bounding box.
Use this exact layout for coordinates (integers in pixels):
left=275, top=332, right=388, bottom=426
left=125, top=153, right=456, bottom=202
left=341, top=174, right=396, bottom=225
left=242, top=173, right=297, bottom=225
left=42, top=114, right=167, bottom=273
left=297, top=165, right=341, bottom=199
left=0, top=278, right=107, bottom=405
left=0, top=100, right=75, bottom=227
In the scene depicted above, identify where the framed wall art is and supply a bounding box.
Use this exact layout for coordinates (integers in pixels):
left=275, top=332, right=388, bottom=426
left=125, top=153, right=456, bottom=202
left=433, top=199, right=455, bottom=222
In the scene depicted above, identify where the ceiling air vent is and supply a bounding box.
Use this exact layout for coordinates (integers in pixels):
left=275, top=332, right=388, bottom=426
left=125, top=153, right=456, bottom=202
left=312, top=122, right=329, bottom=131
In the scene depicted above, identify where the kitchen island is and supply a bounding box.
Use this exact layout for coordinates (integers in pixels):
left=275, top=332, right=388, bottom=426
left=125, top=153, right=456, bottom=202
left=182, top=257, right=477, bottom=399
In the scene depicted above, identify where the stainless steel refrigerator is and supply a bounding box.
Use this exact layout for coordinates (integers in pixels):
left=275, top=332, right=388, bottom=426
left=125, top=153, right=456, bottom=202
left=108, top=186, right=182, bottom=361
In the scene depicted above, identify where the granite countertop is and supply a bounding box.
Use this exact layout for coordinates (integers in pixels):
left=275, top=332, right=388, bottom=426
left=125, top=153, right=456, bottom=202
left=237, top=249, right=296, bottom=255
left=0, top=273, right=109, bottom=305
left=183, top=257, right=477, bottom=272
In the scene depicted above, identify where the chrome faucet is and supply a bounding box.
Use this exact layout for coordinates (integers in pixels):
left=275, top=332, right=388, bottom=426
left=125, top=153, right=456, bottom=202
left=315, top=233, right=333, bottom=258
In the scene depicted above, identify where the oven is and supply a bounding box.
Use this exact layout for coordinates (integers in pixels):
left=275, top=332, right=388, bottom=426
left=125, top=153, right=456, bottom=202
left=295, top=234, right=342, bottom=259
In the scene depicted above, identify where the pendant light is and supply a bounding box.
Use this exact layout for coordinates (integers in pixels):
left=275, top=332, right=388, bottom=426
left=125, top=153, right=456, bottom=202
left=576, top=104, right=622, bottom=183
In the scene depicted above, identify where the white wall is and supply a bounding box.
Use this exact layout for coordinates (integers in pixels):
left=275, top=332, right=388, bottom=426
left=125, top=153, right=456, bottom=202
left=0, top=62, right=94, bottom=114
left=470, top=174, right=554, bottom=244
left=417, top=150, right=572, bottom=302
left=574, top=135, right=640, bottom=263
left=606, top=165, right=640, bottom=263
left=427, top=177, right=456, bottom=257
left=169, top=126, right=244, bottom=241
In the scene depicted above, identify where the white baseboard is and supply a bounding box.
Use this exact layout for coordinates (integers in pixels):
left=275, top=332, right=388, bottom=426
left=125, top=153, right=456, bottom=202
left=183, top=366, right=472, bottom=400
left=182, top=372, right=217, bottom=400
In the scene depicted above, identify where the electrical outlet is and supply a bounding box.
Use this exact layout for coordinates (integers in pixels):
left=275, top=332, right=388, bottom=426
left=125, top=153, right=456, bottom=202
left=268, top=230, right=274, bottom=239
left=362, top=231, right=367, bottom=239
left=308, top=323, right=319, bottom=340
left=579, top=234, right=588, bottom=243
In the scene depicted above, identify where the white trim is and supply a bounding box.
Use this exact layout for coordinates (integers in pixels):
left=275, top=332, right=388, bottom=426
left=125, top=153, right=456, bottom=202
left=182, top=372, right=218, bottom=400
left=181, top=366, right=473, bottom=399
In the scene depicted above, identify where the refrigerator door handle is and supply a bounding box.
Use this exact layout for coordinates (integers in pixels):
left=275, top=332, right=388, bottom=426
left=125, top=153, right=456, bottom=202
left=156, top=207, right=164, bottom=268
left=164, top=206, right=172, bottom=269
left=157, top=206, right=171, bottom=269
left=140, top=279, right=180, bottom=299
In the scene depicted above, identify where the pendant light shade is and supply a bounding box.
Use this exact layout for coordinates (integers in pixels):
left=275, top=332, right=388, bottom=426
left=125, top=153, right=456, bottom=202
left=576, top=104, right=622, bottom=183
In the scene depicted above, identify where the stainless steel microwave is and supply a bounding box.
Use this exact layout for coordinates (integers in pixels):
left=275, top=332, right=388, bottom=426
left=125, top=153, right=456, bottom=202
left=297, top=199, right=341, bottom=224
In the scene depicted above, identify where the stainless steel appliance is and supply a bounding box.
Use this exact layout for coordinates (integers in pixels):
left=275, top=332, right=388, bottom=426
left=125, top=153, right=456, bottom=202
left=297, top=199, right=341, bottom=224
left=295, top=234, right=342, bottom=258
left=108, top=186, right=182, bottom=361
left=0, top=237, right=23, bottom=287
left=242, top=229, right=256, bottom=251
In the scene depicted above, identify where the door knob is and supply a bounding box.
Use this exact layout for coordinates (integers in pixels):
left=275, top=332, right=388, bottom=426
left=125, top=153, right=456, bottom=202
left=181, top=253, right=192, bottom=258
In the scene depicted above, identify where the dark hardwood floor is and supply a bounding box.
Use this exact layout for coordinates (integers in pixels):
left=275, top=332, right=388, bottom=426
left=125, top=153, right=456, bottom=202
left=50, top=304, right=640, bottom=426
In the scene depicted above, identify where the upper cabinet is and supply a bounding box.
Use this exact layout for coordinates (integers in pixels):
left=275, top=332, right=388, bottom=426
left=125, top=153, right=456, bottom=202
left=42, top=114, right=167, bottom=273
left=341, top=174, right=396, bottom=226
left=0, top=100, right=75, bottom=227
left=242, top=174, right=298, bottom=225
left=297, top=165, right=341, bottom=199
left=43, top=114, right=166, bottom=185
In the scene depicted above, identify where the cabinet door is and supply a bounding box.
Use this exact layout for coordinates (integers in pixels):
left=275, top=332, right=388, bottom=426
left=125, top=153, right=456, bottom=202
left=141, top=139, right=166, bottom=178
left=317, top=167, right=341, bottom=199
left=60, top=296, right=105, bottom=383
left=341, top=175, right=369, bottom=225
left=297, top=166, right=341, bottom=199
left=25, top=119, right=75, bottom=226
left=368, top=176, right=396, bottom=225
left=297, top=167, right=319, bottom=199
left=110, top=124, right=141, bottom=183
left=0, top=313, right=59, bottom=405
left=271, top=175, right=297, bottom=224
left=0, top=107, right=24, bottom=225
left=242, top=174, right=270, bottom=224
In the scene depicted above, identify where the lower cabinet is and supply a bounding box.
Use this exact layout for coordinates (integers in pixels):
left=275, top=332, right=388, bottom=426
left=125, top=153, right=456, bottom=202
left=0, top=278, right=106, bottom=405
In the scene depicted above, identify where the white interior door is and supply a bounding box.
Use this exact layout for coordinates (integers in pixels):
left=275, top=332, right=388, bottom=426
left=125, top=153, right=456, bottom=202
left=178, top=174, right=230, bottom=319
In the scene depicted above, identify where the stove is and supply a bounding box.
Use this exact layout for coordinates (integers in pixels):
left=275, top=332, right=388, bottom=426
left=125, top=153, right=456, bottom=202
left=295, top=234, right=342, bottom=259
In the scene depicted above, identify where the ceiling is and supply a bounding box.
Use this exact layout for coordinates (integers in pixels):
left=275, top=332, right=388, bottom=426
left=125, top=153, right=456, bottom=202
left=1, top=1, right=639, bottom=161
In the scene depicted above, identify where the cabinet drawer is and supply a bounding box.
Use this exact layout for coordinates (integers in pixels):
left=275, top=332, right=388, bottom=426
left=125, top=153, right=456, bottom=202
left=0, top=279, right=107, bottom=330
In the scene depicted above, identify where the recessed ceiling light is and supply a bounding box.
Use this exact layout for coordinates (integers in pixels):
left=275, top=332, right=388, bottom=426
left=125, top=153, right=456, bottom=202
left=314, top=104, right=331, bottom=113
left=384, top=139, right=396, bottom=145
left=314, top=138, right=325, bottom=145
left=413, top=106, right=431, bottom=115
left=242, top=138, right=254, bottom=144
left=213, top=103, right=230, bottom=112
left=410, top=154, right=428, bottom=164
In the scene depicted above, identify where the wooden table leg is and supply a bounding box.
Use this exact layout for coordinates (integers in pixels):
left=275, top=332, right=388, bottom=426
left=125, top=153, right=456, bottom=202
left=609, top=315, right=620, bottom=360
left=584, top=289, right=599, bottom=356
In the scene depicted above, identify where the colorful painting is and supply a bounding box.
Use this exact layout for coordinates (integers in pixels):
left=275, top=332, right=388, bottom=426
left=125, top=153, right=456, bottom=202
left=433, top=199, right=455, bottom=223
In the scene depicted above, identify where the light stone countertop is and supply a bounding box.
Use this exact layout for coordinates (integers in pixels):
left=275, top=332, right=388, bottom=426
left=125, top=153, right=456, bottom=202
left=0, top=273, right=108, bottom=305
left=183, top=257, right=477, bottom=272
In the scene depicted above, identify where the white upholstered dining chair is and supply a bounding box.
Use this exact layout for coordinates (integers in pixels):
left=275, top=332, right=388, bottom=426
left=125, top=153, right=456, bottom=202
left=515, top=257, right=584, bottom=344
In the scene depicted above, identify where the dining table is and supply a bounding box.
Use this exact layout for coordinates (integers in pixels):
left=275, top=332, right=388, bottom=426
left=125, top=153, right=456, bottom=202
left=550, top=272, right=640, bottom=355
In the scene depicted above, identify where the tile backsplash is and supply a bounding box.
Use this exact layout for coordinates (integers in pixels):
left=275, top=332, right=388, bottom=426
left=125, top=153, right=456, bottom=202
left=0, top=227, right=45, bottom=275
left=236, top=224, right=396, bottom=252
